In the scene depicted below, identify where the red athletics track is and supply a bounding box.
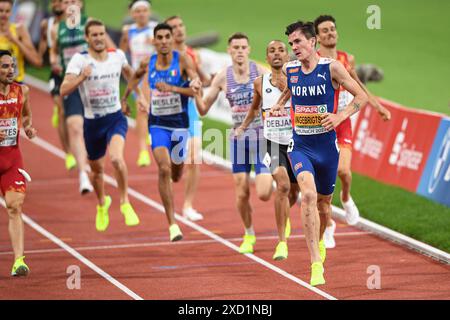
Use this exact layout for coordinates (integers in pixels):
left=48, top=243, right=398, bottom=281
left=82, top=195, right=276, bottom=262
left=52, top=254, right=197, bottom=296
left=0, top=85, right=449, bottom=300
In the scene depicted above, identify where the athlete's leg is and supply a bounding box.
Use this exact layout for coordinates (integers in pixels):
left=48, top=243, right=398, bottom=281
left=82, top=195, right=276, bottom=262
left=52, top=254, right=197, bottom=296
left=255, top=174, right=273, bottom=201
left=338, top=147, right=352, bottom=203
left=317, top=193, right=333, bottom=240
left=183, top=136, right=201, bottom=210
left=66, top=115, right=88, bottom=173
left=89, top=157, right=106, bottom=205
left=54, top=95, right=70, bottom=153
left=136, top=108, right=151, bottom=165
left=233, top=173, right=252, bottom=228
left=297, top=171, right=321, bottom=264
left=4, top=191, right=25, bottom=260
left=272, top=167, right=290, bottom=242
left=109, top=135, right=129, bottom=204
left=154, top=147, right=177, bottom=225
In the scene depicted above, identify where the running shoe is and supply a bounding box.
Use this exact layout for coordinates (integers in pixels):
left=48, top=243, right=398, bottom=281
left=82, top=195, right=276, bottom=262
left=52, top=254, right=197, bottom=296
left=182, top=207, right=204, bottom=221
left=11, top=256, right=29, bottom=277
left=323, top=219, right=336, bottom=249
left=285, top=217, right=291, bottom=239
left=169, top=224, right=183, bottom=242
left=137, top=150, right=151, bottom=167
left=319, top=239, right=326, bottom=263
left=79, top=171, right=93, bottom=195
left=310, top=261, right=325, bottom=287
left=272, top=241, right=288, bottom=261
left=65, top=153, right=77, bottom=171
left=238, top=234, right=256, bottom=254
left=96, top=196, right=111, bottom=232
left=341, top=192, right=360, bottom=226
left=120, top=203, right=140, bottom=226
left=51, top=105, right=59, bottom=128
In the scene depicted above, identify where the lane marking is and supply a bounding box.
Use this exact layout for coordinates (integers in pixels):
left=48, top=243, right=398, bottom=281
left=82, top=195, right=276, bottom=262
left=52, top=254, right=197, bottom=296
left=0, top=232, right=370, bottom=256
left=22, top=134, right=337, bottom=300
left=0, top=198, right=143, bottom=300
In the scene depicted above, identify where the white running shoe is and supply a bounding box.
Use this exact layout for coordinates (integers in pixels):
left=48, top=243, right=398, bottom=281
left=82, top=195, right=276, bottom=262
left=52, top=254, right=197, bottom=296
left=182, top=207, right=204, bottom=221
left=323, top=219, right=336, bottom=249
left=341, top=192, right=360, bottom=226
left=79, top=171, right=93, bottom=195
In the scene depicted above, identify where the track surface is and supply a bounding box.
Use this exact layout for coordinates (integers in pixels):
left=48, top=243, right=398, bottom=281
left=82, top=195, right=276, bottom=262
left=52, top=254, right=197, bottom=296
left=0, top=86, right=449, bottom=300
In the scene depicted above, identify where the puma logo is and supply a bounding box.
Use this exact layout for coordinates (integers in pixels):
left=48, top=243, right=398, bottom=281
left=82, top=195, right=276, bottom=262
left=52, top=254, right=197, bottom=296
left=318, top=73, right=326, bottom=81
left=14, top=181, right=25, bottom=186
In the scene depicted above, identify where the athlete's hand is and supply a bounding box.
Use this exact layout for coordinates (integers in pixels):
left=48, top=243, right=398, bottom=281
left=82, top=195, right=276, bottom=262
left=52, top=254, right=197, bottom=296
left=321, top=113, right=344, bottom=131
left=235, top=126, right=245, bottom=138
left=81, top=65, right=92, bottom=80
left=137, top=95, right=149, bottom=114
left=189, top=78, right=202, bottom=93
left=51, top=63, right=63, bottom=75
left=121, top=97, right=131, bottom=116
left=269, top=104, right=286, bottom=117
left=155, top=82, right=172, bottom=93
left=4, top=28, right=19, bottom=45
left=0, top=129, right=6, bottom=142
left=24, top=126, right=37, bottom=139
left=377, top=105, right=391, bottom=121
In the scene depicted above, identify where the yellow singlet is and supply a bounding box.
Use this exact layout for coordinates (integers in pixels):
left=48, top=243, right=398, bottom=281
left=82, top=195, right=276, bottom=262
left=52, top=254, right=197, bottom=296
left=0, top=24, right=25, bottom=82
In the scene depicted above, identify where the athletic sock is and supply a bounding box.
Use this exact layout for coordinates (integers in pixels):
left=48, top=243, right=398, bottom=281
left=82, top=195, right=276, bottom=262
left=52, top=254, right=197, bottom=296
left=245, top=226, right=255, bottom=236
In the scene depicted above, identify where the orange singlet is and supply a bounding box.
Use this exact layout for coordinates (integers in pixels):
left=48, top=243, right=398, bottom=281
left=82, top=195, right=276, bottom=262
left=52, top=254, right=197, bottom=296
left=0, top=83, right=26, bottom=195
left=335, top=51, right=353, bottom=149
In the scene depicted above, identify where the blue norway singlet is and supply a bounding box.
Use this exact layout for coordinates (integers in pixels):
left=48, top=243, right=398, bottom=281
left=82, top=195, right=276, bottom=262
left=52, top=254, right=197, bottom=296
left=286, top=57, right=339, bottom=144
left=148, top=51, right=190, bottom=129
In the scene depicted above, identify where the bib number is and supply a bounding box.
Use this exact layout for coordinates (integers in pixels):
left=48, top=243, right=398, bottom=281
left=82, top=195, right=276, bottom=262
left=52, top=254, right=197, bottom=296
left=0, top=118, right=18, bottom=147
left=151, top=91, right=182, bottom=116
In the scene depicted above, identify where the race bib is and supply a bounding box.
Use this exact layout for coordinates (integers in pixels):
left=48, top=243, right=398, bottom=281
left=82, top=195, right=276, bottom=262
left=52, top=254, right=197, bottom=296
left=0, top=117, right=18, bottom=147
left=231, top=105, right=262, bottom=128
left=263, top=109, right=292, bottom=144
left=151, top=90, right=182, bottom=116
left=88, top=87, right=119, bottom=116
left=294, top=104, right=327, bottom=135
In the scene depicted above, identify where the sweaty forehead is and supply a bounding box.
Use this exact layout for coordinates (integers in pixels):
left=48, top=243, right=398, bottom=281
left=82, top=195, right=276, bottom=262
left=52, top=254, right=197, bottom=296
left=230, top=39, right=249, bottom=47
left=0, top=55, right=13, bottom=64
left=268, top=41, right=286, bottom=50
left=156, top=30, right=171, bottom=37
left=318, top=21, right=336, bottom=30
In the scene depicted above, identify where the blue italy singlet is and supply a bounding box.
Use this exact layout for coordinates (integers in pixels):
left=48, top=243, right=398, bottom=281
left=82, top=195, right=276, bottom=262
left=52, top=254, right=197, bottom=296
left=148, top=51, right=190, bottom=129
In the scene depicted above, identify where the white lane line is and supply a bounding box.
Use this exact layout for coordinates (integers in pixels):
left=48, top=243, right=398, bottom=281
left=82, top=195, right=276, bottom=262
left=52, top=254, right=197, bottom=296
left=0, top=198, right=143, bottom=300
left=24, top=135, right=337, bottom=300
left=0, top=232, right=370, bottom=256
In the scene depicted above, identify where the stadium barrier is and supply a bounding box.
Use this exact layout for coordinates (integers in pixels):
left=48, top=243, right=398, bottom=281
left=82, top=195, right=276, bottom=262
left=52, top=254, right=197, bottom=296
left=352, top=99, right=449, bottom=207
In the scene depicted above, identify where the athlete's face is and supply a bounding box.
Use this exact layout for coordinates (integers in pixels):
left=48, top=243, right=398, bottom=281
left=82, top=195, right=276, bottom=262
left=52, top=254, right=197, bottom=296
left=86, top=25, right=107, bottom=53
left=153, top=29, right=173, bottom=55
left=316, top=21, right=338, bottom=48
left=131, top=5, right=150, bottom=26
left=288, top=30, right=316, bottom=61
left=228, top=39, right=250, bottom=65
left=61, top=0, right=82, bottom=14
left=51, top=0, right=63, bottom=16
left=0, top=55, right=15, bottom=85
left=166, top=17, right=186, bottom=44
left=266, top=41, right=289, bottom=69
left=0, top=2, right=12, bottom=24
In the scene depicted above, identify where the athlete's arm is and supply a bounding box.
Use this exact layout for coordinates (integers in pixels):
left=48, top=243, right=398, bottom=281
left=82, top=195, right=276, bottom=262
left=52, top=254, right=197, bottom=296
left=236, top=76, right=262, bottom=136
left=194, top=68, right=225, bottom=116
left=13, top=24, right=43, bottom=67
left=38, top=19, right=49, bottom=58
left=119, top=25, right=130, bottom=52
left=269, top=64, right=291, bottom=116
left=21, top=85, right=37, bottom=139
left=322, top=60, right=368, bottom=131
left=348, top=54, right=391, bottom=121
left=194, top=51, right=212, bottom=87
left=60, top=66, right=92, bottom=97
left=49, top=23, right=62, bottom=75
left=155, top=82, right=195, bottom=97
left=122, top=57, right=149, bottom=101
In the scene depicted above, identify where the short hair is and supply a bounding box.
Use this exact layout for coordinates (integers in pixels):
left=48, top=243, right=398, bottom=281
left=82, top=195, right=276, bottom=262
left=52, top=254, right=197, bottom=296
left=228, top=32, right=249, bottom=45
left=314, top=15, right=336, bottom=34
left=128, top=0, right=151, bottom=10
left=0, top=0, right=14, bottom=5
left=164, top=15, right=181, bottom=24
left=266, top=40, right=287, bottom=54
left=153, top=23, right=172, bottom=37
left=85, top=19, right=105, bottom=36
left=0, top=50, right=12, bottom=59
left=285, top=21, right=316, bottom=39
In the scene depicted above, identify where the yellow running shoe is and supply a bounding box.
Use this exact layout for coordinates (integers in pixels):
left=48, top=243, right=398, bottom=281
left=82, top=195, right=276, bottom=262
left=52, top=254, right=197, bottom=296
left=137, top=150, right=151, bottom=167
left=310, top=261, right=325, bottom=286
left=11, top=256, right=29, bottom=277
left=273, top=241, right=288, bottom=261
left=51, top=105, right=59, bottom=128
left=65, top=153, right=77, bottom=171
left=319, top=239, right=326, bottom=263
left=120, top=203, right=140, bottom=226
left=96, top=196, right=111, bottom=232
left=169, top=224, right=183, bottom=242
left=238, top=234, right=256, bottom=254
left=285, top=217, right=291, bottom=239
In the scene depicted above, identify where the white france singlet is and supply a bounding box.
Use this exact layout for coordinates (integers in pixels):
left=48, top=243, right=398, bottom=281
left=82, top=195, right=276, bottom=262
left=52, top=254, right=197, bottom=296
left=66, top=49, right=129, bottom=119
left=128, top=22, right=158, bottom=71
left=261, top=74, right=292, bottom=145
